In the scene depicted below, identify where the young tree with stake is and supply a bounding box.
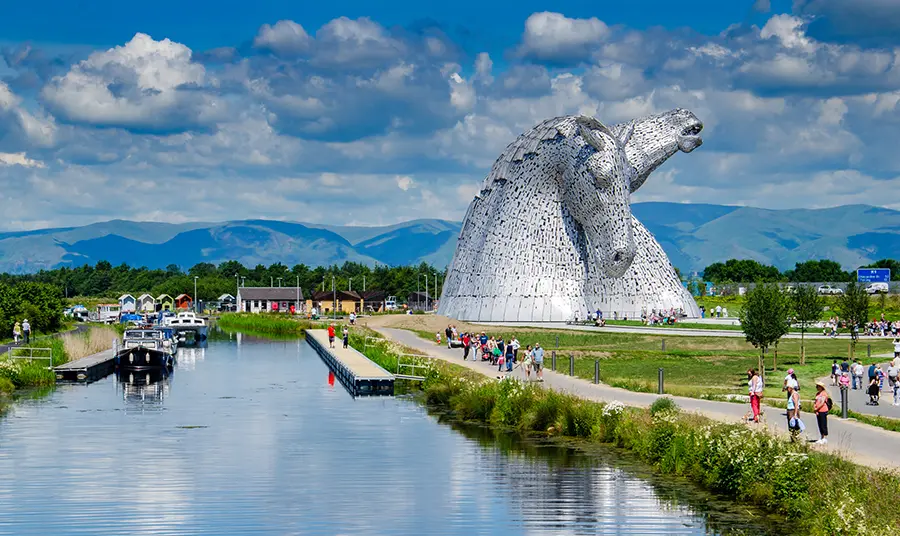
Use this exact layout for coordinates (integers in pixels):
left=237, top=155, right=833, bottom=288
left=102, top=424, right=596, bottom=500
left=792, top=285, right=823, bottom=365
left=740, top=283, right=791, bottom=377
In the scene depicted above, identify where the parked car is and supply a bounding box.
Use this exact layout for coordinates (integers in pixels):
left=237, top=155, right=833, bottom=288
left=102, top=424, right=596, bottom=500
left=385, top=296, right=398, bottom=311
left=817, top=285, right=844, bottom=295
left=865, top=282, right=889, bottom=294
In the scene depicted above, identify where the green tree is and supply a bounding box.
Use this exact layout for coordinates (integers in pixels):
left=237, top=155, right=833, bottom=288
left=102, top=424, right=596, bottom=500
left=740, top=283, right=791, bottom=376
left=703, top=259, right=781, bottom=284
left=836, top=282, right=870, bottom=346
left=791, top=285, right=823, bottom=365
left=784, top=260, right=850, bottom=282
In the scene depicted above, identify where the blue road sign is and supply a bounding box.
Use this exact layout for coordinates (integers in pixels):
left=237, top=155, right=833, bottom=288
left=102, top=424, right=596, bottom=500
left=857, top=268, right=890, bottom=283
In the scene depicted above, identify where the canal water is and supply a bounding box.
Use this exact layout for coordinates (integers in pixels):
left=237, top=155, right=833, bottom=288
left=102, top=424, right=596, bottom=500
left=0, top=333, right=776, bottom=535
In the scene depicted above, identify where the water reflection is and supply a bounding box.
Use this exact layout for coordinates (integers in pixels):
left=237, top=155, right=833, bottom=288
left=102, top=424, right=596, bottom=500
left=116, top=368, right=171, bottom=410
left=0, top=338, right=775, bottom=535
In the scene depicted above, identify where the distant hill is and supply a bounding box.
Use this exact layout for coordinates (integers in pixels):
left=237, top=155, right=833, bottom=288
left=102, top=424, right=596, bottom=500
left=1, top=203, right=898, bottom=274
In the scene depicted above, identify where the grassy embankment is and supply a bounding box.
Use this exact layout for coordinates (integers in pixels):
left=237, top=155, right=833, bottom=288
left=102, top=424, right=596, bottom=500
left=0, top=325, right=118, bottom=397
left=215, top=312, right=900, bottom=533
left=413, top=326, right=900, bottom=428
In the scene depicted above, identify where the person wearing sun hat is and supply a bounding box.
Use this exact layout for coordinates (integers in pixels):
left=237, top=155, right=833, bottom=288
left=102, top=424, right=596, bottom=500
left=813, top=381, right=831, bottom=444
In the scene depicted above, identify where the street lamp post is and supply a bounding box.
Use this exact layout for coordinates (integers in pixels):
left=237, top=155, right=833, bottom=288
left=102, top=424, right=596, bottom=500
left=332, top=275, right=336, bottom=320
left=417, top=275, right=421, bottom=311
left=425, top=274, right=429, bottom=312
left=349, top=277, right=353, bottom=292
left=277, top=277, right=283, bottom=287
left=296, top=275, right=300, bottom=315
left=193, top=276, right=199, bottom=313
left=363, top=276, right=366, bottom=292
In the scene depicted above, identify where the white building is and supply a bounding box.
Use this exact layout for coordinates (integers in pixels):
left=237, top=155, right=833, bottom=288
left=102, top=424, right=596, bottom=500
left=237, top=287, right=305, bottom=313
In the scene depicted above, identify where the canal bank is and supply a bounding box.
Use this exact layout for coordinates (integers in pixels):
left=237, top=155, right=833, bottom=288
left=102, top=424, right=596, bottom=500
left=360, top=326, right=900, bottom=535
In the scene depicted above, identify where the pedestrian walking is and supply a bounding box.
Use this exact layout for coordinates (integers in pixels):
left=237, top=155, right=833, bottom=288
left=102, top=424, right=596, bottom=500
left=748, top=369, right=764, bottom=423
left=13, top=321, right=21, bottom=344
left=786, top=384, right=803, bottom=441
left=349, top=312, right=356, bottom=325
left=510, top=337, right=520, bottom=363
left=505, top=342, right=514, bottom=372
left=888, top=362, right=900, bottom=406
left=22, top=319, right=30, bottom=344
left=830, top=360, right=839, bottom=386
left=868, top=362, right=878, bottom=384
left=462, top=333, right=471, bottom=361
left=813, top=381, right=830, bottom=445
left=532, top=343, right=544, bottom=382
left=342, top=326, right=349, bottom=349
left=327, top=323, right=336, bottom=349
left=893, top=338, right=900, bottom=360
left=523, top=345, right=534, bottom=381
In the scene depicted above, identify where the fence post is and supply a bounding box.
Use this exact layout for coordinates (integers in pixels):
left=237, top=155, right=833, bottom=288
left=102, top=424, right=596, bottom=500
left=840, top=385, right=848, bottom=419
left=594, top=360, right=600, bottom=384
left=569, top=354, right=574, bottom=376
left=661, top=339, right=666, bottom=352
left=551, top=351, right=557, bottom=371
left=867, top=344, right=871, bottom=358
left=658, top=368, right=664, bottom=394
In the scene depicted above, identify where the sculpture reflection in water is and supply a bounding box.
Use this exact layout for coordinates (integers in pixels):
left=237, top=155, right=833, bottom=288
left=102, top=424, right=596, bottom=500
left=116, top=368, right=171, bottom=409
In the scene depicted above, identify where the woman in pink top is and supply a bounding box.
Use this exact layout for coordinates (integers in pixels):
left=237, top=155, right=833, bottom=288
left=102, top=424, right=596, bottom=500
left=813, top=381, right=830, bottom=445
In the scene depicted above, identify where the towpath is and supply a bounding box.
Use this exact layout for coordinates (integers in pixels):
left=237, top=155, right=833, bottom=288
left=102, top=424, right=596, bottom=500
left=820, top=354, right=900, bottom=419
left=0, top=324, right=88, bottom=357
left=376, top=327, right=900, bottom=471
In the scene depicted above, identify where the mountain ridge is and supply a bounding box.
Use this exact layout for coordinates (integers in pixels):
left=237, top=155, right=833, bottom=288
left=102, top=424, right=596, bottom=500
left=1, top=203, right=897, bottom=275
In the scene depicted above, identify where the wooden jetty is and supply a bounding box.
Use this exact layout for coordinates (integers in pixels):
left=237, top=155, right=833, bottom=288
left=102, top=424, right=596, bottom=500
left=54, top=349, right=116, bottom=383
left=306, top=330, right=394, bottom=396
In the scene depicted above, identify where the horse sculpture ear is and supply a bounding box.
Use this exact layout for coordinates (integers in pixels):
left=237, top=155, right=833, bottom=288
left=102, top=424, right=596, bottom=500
left=576, top=116, right=608, bottom=153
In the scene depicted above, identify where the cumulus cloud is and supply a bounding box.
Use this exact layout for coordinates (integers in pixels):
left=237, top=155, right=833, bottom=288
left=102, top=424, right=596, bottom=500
left=518, top=12, right=609, bottom=63
left=0, top=10, right=898, bottom=230
left=253, top=20, right=311, bottom=56
left=41, top=33, right=227, bottom=133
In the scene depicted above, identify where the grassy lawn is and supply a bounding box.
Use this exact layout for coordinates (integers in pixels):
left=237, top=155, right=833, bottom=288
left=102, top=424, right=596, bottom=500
left=696, top=293, right=900, bottom=321
left=418, top=326, right=893, bottom=402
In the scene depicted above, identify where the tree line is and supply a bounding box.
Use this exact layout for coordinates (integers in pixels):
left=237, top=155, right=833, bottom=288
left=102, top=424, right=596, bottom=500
left=0, top=281, right=66, bottom=338
left=0, top=261, right=448, bottom=303
left=740, top=282, right=871, bottom=374
left=702, top=258, right=899, bottom=284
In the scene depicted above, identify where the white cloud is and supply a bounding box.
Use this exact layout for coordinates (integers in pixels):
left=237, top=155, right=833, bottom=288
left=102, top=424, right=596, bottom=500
left=518, top=12, right=609, bottom=63
left=41, top=33, right=225, bottom=132
left=313, top=17, right=405, bottom=67
left=395, top=175, right=414, bottom=191
left=253, top=20, right=311, bottom=56
left=0, top=152, right=44, bottom=167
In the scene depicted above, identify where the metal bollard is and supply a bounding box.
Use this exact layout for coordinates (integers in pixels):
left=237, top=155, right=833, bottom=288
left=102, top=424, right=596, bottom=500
left=841, top=386, right=848, bottom=419
left=551, top=351, right=557, bottom=371
left=555, top=335, right=559, bottom=349
left=661, top=339, right=666, bottom=352
left=594, top=360, right=600, bottom=384
left=867, top=344, right=871, bottom=358
left=658, top=368, right=664, bottom=394
left=569, top=354, right=574, bottom=376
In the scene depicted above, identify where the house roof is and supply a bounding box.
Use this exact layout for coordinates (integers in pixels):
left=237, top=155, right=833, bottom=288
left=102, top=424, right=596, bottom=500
left=407, top=291, right=433, bottom=301
left=239, top=287, right=305, bottom=300
left=157, top=294, right=173, bottom=301
left=137, top=294, right=154, bottom=300
left=359, top=290, right=386, bottom=301
left=218, top=293, right=235, bottom=301
left=310, top=290, right=361, bottom=301
left=118, top=294, right=134, bottom=300
left=175, top=294, right=192, bottom=300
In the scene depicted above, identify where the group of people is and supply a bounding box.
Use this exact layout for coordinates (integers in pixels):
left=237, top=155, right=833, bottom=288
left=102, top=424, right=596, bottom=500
left=864, top=316, right=900, bottom=337
left=442, top=326, right=545, bottom=381
left=11, top=319, right=31, bottom=344
left=746, top=367, right=832, bottom=444
left=830, top=354, right=900, bottom=406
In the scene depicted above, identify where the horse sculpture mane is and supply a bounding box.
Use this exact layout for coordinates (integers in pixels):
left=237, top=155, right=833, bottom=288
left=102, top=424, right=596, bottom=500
left=438, top=109, right=704, bottom=323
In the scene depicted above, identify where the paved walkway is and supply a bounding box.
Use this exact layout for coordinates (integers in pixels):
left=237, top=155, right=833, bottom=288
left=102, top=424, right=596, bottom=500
left=377, top=327, right=900, bottom=471
left=481, top=321, right=897, bottom=340
left=821, top=356, right=900, bottom=419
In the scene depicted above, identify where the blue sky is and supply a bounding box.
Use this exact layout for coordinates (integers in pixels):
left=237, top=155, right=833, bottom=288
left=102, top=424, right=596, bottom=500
left=1, top=0, right=899, bottom=229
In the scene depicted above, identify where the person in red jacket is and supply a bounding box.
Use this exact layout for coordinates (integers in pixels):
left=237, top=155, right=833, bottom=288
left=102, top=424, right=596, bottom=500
left=327, top=324, right=336, bottom=349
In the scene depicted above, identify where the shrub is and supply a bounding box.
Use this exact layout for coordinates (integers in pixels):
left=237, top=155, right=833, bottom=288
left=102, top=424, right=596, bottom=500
left=650, top=396, right=679, bottom=416
left=451, top=382, right=497, bottom=422
left=0, top=376, right=14, bottom=394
